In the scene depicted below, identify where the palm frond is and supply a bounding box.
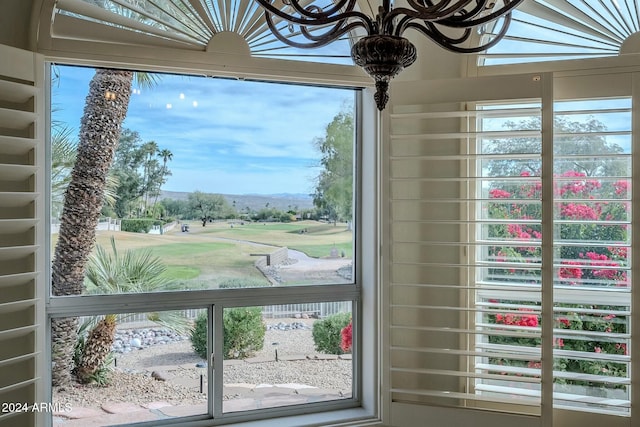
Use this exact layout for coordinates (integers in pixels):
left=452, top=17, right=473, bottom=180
left=51, top=126, right=78, bottom=216
left=85, top=237, right=189, bottom=333
left=102, top=173, right=120, bottom=208
left=134, top=72, right=161, bottom=90
left=145, top=311, right=192, bottom=336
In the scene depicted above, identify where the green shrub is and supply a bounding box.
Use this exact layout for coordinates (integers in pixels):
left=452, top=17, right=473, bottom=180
left=223, top=307, right=265, bottom=359
left=190, top=307, right=266, bottom=360
left=121, top=218, right=159, bottom=233
left=191, top=312, right=208, bottom=359
left=312, top=312, right=352, bottom=355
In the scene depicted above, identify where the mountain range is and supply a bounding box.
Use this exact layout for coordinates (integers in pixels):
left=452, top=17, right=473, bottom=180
left=160, top=190, right=315, bottom=211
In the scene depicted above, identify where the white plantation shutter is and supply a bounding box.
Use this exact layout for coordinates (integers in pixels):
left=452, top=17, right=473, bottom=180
left=385, top=72, right=638, bottom=427
left=386, top=74, right=546, bottom=427
left=551, top=98, right=632, bottom=415
left=0, top=44, right=45, bottom=427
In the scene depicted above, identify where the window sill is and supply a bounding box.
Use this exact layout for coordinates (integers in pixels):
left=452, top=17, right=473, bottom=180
left=177, top=408, right=381, bottom=427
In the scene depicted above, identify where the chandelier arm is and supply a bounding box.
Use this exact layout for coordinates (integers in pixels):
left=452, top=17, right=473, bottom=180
left=256, top=0, right=376, bottom=33
left=404, top=11, right=512, bottom=53
left=255, top=0, right=356, bottom=27
left=429, top=22, right=475, bottom=46
left=442, top=0, right=524, bottom=27
left=264, top=11, right=367, bottom=48
left=384, top=0, right=478, bottom=34
left=401, top=0, right=475, bottom=19
left=442, top=0, right=488, bottom=21
left=404, top=22, right=479, bottom=52
left=284, top=0, right=358, bottom=20
left=385, top=6, right=464, bottom=36
left=393, top=14, right=422, bottom=37
left=385, top=5, right=468, bottom=35
left=299, top=20, right=364, bottom=43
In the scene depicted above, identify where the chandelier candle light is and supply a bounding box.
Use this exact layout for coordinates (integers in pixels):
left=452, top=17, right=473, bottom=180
left=254, top=0, right=525, bottom=109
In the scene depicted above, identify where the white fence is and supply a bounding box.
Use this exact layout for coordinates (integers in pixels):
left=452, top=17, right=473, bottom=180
left=51, top=217, right=120, bottom=233
left=81, top=301, right=352, bottom=328
left=262, top=301, right=351, bottom=319
left=149, top=221, right=177, bottom=235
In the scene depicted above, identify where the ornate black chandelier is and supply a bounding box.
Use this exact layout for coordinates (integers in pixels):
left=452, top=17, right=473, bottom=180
left=254, top=0, right=525, bottom=110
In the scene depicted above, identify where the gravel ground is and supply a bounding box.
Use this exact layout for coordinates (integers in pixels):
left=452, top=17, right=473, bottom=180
left=53, top=319, right=352, bottom=409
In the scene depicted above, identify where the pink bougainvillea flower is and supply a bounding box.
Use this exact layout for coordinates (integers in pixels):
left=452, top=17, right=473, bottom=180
left=340, top=321, right=352, bottom=352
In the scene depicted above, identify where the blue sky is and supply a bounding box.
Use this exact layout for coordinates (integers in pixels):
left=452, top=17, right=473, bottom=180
left=52, top=65, right=354, bottom=195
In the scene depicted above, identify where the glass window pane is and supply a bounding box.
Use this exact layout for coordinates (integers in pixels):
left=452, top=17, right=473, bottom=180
left=52, top=309, right=208, bottom=426
left=50, top=65, right=356, bottom=295
left=222, top=302, right=353, bottom=413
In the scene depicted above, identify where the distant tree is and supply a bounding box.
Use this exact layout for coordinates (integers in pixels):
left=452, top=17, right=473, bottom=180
left=252, top=206, right=283, bottom=222
left=110, top=130, right=171, bottom=218
left=188, top=191, right=230, bottom=226
left=312, top=107, right=354, bottom=224
left=141, top=140, right=159, bottom=211
left=486, top=116, right=626, bottom=178
left=160, top=198, right=189, bottom=219
left=111, top=129, right=144, bottom=217
left=153, top=149, right=173, bottom=206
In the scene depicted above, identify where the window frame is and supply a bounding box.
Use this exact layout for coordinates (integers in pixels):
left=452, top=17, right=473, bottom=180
left=44, top=61, right=381, bottom=427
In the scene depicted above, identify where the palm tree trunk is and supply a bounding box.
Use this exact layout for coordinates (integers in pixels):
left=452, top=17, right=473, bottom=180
left=51, top=317, right=79, bottom=388
left=75, top=315, right=117, bottom=384
left=51, top=69, right=133, bottom=387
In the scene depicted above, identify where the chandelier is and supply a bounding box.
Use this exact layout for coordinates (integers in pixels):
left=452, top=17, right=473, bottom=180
left=254, top=0, right=524, bottom=110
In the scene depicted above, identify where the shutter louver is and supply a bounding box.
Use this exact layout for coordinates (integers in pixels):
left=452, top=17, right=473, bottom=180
left=0, top=44, right=44, bottom=427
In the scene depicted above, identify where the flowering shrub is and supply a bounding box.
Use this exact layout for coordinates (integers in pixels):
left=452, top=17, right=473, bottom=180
left=312, top=312, right=351, bottom=354
left=340, top=321, right=352, bottom=352
left=485, top=170, right=630, bottom=393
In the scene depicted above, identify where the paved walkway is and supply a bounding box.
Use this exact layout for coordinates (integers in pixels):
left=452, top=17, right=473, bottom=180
left=53, top=386, right=350, bottom=426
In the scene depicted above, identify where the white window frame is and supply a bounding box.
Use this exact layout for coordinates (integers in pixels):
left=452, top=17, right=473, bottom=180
left=43, top=61, right=382, bottom=427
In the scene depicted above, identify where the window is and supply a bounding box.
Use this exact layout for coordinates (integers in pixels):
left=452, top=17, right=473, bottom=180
left=387, top=72, right=637, bottom=426
left=48, top=0, right=353, bottom=65
left=47, top=64, right=366, bottom=427
left=476, top=98, right=631, bottom=414
left=480, top=0, right=640, bottom=66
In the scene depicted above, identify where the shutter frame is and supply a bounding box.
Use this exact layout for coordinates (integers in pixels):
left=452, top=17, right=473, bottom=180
left=0, top=43, right=45, bottom=427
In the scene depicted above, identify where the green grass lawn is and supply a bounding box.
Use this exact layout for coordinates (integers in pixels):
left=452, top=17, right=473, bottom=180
left=203, top=220, right=353, bottom=258
left=53, top=220, right=353, bottom=291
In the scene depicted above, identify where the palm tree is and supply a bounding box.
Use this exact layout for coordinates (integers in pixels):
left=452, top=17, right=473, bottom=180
left=75, top=237, right=189, bottom=383
left=51, top=128, right=120, bottom=221
left=51, top=69, right=158, bottom=387
left=141, top=140, right=159, bottom=213
left=152, top=148, right=173, bottom=207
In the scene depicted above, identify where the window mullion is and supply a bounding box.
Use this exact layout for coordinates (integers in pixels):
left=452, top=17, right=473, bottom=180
left=540, top=73, right=555, bottom=425
left=212, top=304, right=222, bottom=418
